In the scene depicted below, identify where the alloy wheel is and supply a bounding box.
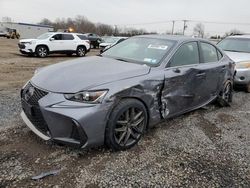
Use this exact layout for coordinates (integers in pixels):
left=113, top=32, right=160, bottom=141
left=114, top=107, right=145, bottom=147
left=222, top=83, right=232, bottom=103
left=38, top=47, right=47, bottom=57
left=77, top=47, right=86, bottom=57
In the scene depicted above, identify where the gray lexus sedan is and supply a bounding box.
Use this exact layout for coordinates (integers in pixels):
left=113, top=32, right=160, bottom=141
left=21, top=35, right=235, bottom=150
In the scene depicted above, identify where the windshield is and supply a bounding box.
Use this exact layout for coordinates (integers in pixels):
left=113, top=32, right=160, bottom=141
left=218, top=38, right=250, bottom=53
left=102, top=37, right=175, bottom=66
left=37, top=33, right=53, bottom=39
left=103, top=37, right=120, bottom=44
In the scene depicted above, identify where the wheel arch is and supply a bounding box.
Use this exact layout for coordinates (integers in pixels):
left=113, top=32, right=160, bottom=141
left=76, top=45, right=87, bottom=51
left=35, top=44, right=50, bottom=53
left=107, top=96, right=151, bottom=130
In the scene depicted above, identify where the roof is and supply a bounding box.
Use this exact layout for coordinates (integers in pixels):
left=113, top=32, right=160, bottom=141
left=135, top=34, right=200, bottom=42
left=226, top=35, right=250, bottom=39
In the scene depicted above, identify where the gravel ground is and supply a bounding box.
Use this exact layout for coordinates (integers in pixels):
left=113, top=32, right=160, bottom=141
left=0, top=38, right=249, bottom=187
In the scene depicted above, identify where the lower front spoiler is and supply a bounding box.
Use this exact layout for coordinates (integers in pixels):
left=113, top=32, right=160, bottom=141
left=21, top=111, right=88, bottom=148
left=21, top=111, right=50, bottom=141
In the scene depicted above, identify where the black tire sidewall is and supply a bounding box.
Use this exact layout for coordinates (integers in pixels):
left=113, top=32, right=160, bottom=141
left=105, top=99, right=148, bottom=151
left=76, top=46, right=86, bottom=57
left=218, top=81, right=233, bottom=107
left=36, top=46, right=48, bottom=58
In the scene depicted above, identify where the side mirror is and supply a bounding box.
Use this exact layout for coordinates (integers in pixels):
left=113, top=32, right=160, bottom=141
left=50, top=38, right=55, bottom=41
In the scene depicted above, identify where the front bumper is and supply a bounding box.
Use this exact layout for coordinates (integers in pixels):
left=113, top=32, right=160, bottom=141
left=234, top=68, right=250, bottom=85
left=18, top=43, right=34, bottom=54
left=20, top=82, right=113, bottom=148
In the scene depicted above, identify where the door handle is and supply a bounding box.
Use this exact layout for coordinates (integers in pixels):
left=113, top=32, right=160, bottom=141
left=172, top=68, right=181, bottom=73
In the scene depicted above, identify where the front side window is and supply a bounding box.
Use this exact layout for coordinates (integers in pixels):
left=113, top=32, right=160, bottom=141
left=52, top=34, right=62, bottom=40
left=62, top=34, right=74, bottom=40
left=102, top=37, right=175, bottom=66
left=169, top=42, right=199, bottom=67
left=201, top=42, right=218, bottom=63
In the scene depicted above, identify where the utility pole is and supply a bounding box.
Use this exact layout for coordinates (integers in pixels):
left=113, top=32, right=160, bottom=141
left=171, top=21, right=175, bottom=35
left=183, top=20, right=188, bottom=35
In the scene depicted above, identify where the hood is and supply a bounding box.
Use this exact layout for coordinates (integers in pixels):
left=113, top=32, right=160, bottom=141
left=19, top=39, right=37, bottom=43
left=31, top=56, right=150, bottom=93
left=99, top=43, right=112, bottom=47
left=224, top=51, right=250, bottom=63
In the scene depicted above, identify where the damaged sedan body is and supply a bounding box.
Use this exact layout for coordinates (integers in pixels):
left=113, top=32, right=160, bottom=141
left=20, top=35, right=235, bottom=150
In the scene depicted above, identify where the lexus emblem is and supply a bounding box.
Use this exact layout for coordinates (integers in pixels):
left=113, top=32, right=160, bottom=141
left=24, top=86, right=35, bottom=101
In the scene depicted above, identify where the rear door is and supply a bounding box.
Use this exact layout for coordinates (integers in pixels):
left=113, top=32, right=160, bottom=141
left=161, top=41, right=205, bottom=118
left=61, top=34, right=77, bottom=51
left=191, top=42, right=226, bottom=106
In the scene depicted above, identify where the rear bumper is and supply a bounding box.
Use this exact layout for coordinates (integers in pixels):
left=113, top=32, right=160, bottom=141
left=234, top=69, right=250, bottom=85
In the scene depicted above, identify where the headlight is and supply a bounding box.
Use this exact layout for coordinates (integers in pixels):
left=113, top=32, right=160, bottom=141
left=64, top=90, right=108, bottom=103
left=236, top=61, right=250, bottom=69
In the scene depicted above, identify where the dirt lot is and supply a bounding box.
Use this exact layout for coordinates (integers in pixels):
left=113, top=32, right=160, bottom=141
left=0, top=38, right=249, bottom=188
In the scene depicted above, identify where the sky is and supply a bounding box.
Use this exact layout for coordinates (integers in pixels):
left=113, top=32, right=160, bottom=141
left=1, top=0, right=250, bottom=36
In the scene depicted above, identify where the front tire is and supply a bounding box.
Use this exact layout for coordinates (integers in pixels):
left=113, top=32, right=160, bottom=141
left=218, top=81, right=233, bottom=107
left=36, top=46, right=48, bottom=58
left=76, top=46, right=86, bottom=57
left=105, top=99, right=148, bottom=151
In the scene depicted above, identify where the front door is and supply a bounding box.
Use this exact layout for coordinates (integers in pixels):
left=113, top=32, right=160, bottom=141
left=161, top=41, right=205, bottom=118
left=49, top=34, right=64, bottom=51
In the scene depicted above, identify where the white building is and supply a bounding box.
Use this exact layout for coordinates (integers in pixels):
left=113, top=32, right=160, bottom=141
left=0, top=22, right=54, bottom=39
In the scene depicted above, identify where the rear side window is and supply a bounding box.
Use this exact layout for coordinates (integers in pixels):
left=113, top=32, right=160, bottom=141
left=77, top=35, right=88, bottom=40
left=62, top=34, right=74, bottom=40
left=170, top=42, right=199, bottom=67
left=201, top=42, right=218, bottom=63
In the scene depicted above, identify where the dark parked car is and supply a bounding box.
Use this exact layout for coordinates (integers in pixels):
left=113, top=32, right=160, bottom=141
left=99, top=36, right=128, bottom=53
left=83, top=33, right=102, bottom=48
left=21, top=35, right=235, bottom=151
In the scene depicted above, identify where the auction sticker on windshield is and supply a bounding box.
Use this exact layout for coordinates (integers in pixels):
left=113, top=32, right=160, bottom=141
left=148, top=44, right=168, bottom=50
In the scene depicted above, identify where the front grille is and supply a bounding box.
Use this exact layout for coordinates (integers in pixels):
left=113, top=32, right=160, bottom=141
left=21, top=82, right=50, bottom=136
left=18, top=43, right=25, bottom=49
left=21, top=82, right=48, bottom=106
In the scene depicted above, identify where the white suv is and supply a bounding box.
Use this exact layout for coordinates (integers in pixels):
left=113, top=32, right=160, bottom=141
left=18, top=32, right=91, bottom=57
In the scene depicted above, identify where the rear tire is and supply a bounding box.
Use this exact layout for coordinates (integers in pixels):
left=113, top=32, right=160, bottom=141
left=246, top=82, right=250, bottom=93
left=76, top=46, right=86, bottom=57
left=36, top=46, right=48, bottom=58
left=217, top=81, right=233, bottom=107
left=105, top=99, right=148, bottom=151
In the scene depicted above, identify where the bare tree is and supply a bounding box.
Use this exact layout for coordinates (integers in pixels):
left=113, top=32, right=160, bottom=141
left=2, top=16, right=12, bottom=22
left=193, top=23, right=205, bottom=38
left=37, top=15, right=154, bottom=36
left=224, top=29, right=242, bottom=37
left=39, top=18, right=53, bottom=26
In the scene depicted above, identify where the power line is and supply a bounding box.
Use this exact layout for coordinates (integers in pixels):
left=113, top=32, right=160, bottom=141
left=118, top=19, right=250, bottom=26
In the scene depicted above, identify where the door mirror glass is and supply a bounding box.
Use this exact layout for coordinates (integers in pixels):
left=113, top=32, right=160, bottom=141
left=49, top=38, right=55, bottom=41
